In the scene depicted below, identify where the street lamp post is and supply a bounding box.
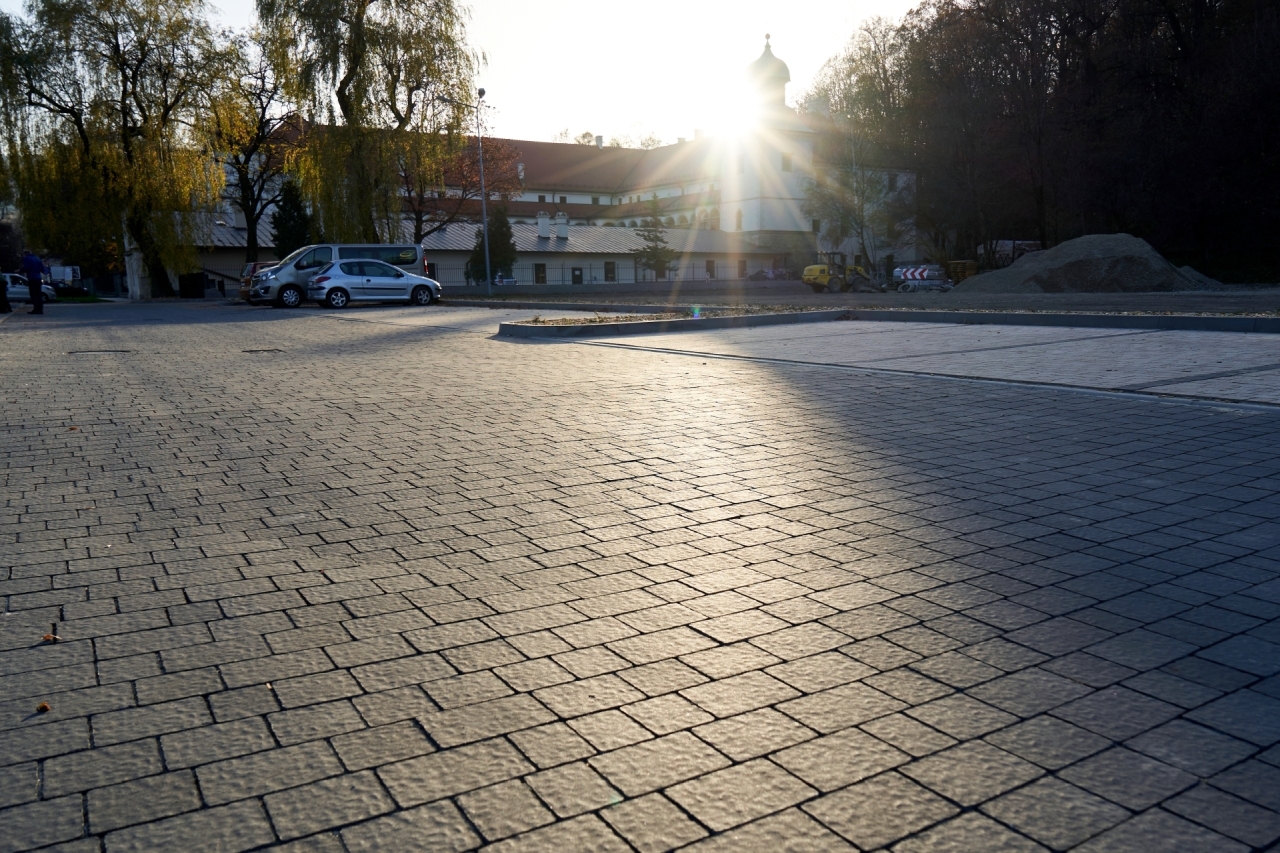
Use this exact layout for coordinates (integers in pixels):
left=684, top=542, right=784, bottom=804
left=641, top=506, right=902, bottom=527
left=475, top=88, right=491, bottom=297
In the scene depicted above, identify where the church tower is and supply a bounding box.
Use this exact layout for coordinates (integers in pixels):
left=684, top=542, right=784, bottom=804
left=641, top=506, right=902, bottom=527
left=721, top=36, right=820, bottom=266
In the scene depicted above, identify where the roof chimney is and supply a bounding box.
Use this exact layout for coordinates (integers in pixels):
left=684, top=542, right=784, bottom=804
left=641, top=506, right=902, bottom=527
left=554, top=212, right=569, bottom=240
left=595, top=135, right=603, bottom=148
left=537, top=211, right=550, bottom=239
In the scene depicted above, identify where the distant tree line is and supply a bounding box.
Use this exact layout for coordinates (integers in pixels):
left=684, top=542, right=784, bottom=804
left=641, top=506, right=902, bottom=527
left=806, top=0, right=1280, bottom=280
left=0, top=0, right=521, bottom=296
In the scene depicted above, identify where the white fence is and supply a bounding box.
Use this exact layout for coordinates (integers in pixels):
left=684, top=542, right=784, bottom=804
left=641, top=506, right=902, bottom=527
left=427, top=260, right=796, bottom=288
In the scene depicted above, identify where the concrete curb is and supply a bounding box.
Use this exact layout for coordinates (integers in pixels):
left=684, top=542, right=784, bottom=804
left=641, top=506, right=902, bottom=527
left=449, top=299, right=679, bottom=314
left=498, top=310, right=854, bottom=338
left=840, top=308, right=1280, bottom=333
left=483, top=301, right=1280, bottom=338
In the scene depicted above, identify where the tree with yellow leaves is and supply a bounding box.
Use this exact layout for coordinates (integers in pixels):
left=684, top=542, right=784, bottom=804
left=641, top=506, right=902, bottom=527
left=1, top=0, right=228, bottom=298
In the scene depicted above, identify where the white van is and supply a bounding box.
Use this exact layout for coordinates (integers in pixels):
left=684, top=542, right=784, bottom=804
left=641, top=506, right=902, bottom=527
left=246, top=244, right=426, bottom=307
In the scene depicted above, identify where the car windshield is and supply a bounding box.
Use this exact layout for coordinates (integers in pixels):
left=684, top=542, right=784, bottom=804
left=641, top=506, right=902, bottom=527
left=275, top=246, right=310, bottom=268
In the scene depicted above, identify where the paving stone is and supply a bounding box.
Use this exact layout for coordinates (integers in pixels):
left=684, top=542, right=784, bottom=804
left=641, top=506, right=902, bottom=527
left=693, top=708, right=814, bottom=762
left=44, top=739, right=162, bottom=797
left=1166, top=783, right=1280, bottom=847
left=600, top=792, right=710, bottom=852
left=1186, top=689, right=1280, bottom=745
left=105, top=799, right=277, bottom=853
left=860, top=714, right=958, bottom=757
left=341, top=801, right=480, bottom=853
left=803, top=771, right=959, bottom=850
left=160, top=717, right=274, bottom=769
left=534, top=674, right=645, bottom=718
left=906, top=694, right=1017, bottom=740
left=683, top=670, right=800, bottom=718
left=196, top=740, right=344, bottom=805
left=624, top=694, right=715, bottom=736
left=1051, top=686, right=1181, bottom=741
left=269, top=700, right=365, bottom=745
left=765, top=651, right=874, bottom=693
left=91, top=697, right=211, bottom=746
left=773, top=725, right=906, bottom=791
left=893, top=812, right=1048, bottom=853
left=967, top=668, right=1092, bottom=716
left=330, top=720, right=433, bottom=771
left=1126, top=719, right=1256, bottom=777
left=1208, top=760, right=1280, bottom=811
left=264, top=770, right=394, bottom=840
left=481, top=813, right=631, bottom=853
left=984, top=716, right=1110, bottom=770
left=0, top=762, right=36, bottom=809
left=589, top=731, right=730, bottom=796
left=901, top=741, right=1042, bottom=806
left=88, top=770, right=202, bottom=833
left=1060, top=747, right=1197, bottom=809
left=778, top=681, right=904, bottom=733
left=1121, top=670, right=1222, bottom=708
left=0, top=795, right=85, bottom=853
left=980, top=777, right=1128, bottom=850
left=456, top=779, right=554, bottom=841
left=1071, top=809, right=1248, bottom=853
left=526, top=760, right=623, bottom=818
left=508, top=722, right=596, bottom=769
left=378, top=737, right=533, bottom=806
left=668, top=759, right=815, bottom=831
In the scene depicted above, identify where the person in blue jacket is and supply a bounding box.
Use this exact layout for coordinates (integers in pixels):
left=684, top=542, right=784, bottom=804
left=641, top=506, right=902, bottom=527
left=21, top=250, right=45, bottom=314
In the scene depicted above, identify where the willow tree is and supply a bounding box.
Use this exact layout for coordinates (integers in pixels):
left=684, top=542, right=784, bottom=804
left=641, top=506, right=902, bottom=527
left=1, top=0, right=226, bottom=298
left=205, top=28, right=297, bottom=263
left=258, top=0, right=478, bottom=242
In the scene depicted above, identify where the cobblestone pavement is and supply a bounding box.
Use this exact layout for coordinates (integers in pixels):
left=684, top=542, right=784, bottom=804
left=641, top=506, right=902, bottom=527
left=598, top=322, right=1280, bottom=405
left=2, top=302, right=1280, bottom=853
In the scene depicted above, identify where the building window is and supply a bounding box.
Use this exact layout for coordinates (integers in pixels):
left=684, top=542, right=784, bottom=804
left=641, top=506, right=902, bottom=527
left=781, top=153, right=793, bottom=172
left=812, top=219, right=821, bottom=234
left=559, top=196, right=567, bottom=204
left=735, top=210, right=743, bottom=231
left=604, top=261, right=616, bottom=282
left=426, top=262, right=437, bottom=279
left=738, top=259, right=747, bottom=278
left=710, top=208, right=720, bottom=231
left=705, top=260, right=716, bottom=279
left=534, top=263, right=547, bottom=284
left=538, top=194, right=546, bottom=203
left=888, top=173, right=898, bottom=191
left=592, top=196, right=600, bottom=205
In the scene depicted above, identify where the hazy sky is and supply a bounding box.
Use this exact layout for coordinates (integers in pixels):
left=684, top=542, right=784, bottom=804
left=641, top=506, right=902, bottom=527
left=0, top=0, right=919, bottom=144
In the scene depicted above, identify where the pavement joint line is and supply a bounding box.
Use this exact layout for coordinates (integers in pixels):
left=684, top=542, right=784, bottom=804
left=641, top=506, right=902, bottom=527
left=1118, top=360, right=1280, bottom=390
left=850, top=328, right=1164, bottom=363
left=573, top=338, right=1280, bottom=413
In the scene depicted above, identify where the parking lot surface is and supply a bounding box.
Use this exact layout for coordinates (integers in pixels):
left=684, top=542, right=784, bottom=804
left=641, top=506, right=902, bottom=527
left=2, top=302, right=1279, bottom=852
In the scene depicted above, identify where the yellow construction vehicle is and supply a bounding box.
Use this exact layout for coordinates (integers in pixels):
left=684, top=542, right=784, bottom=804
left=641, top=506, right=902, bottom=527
left=802, top=252, right=873, bottom=292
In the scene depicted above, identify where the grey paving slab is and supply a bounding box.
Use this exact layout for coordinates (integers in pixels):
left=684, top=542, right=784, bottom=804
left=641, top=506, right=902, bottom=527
left=2, top=302, right=1279, bottom=851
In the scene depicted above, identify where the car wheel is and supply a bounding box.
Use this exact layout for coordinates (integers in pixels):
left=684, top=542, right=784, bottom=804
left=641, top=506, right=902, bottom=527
left=898, top=282, right=915, bottom=293
left=278, top=286, right=303, bottom=308
left=325, top=288, right=350, bottom=309
left=411, top=285, right=434, bottom=306
left=828, top=277, right=846, bottom=293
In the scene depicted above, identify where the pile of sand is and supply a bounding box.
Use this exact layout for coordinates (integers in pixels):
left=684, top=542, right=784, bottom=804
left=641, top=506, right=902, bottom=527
left=958, top=234, right=1222, bottom=293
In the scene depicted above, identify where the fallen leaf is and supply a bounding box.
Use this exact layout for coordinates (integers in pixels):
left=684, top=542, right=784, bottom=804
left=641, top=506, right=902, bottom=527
left=42, top=634, right=61, bottom=643
left=36, top=702, right=50, bottom=713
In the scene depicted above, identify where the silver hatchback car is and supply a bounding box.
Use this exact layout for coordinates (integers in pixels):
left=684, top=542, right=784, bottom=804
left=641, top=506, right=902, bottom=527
left=307, top=260, right=442, bottom=308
